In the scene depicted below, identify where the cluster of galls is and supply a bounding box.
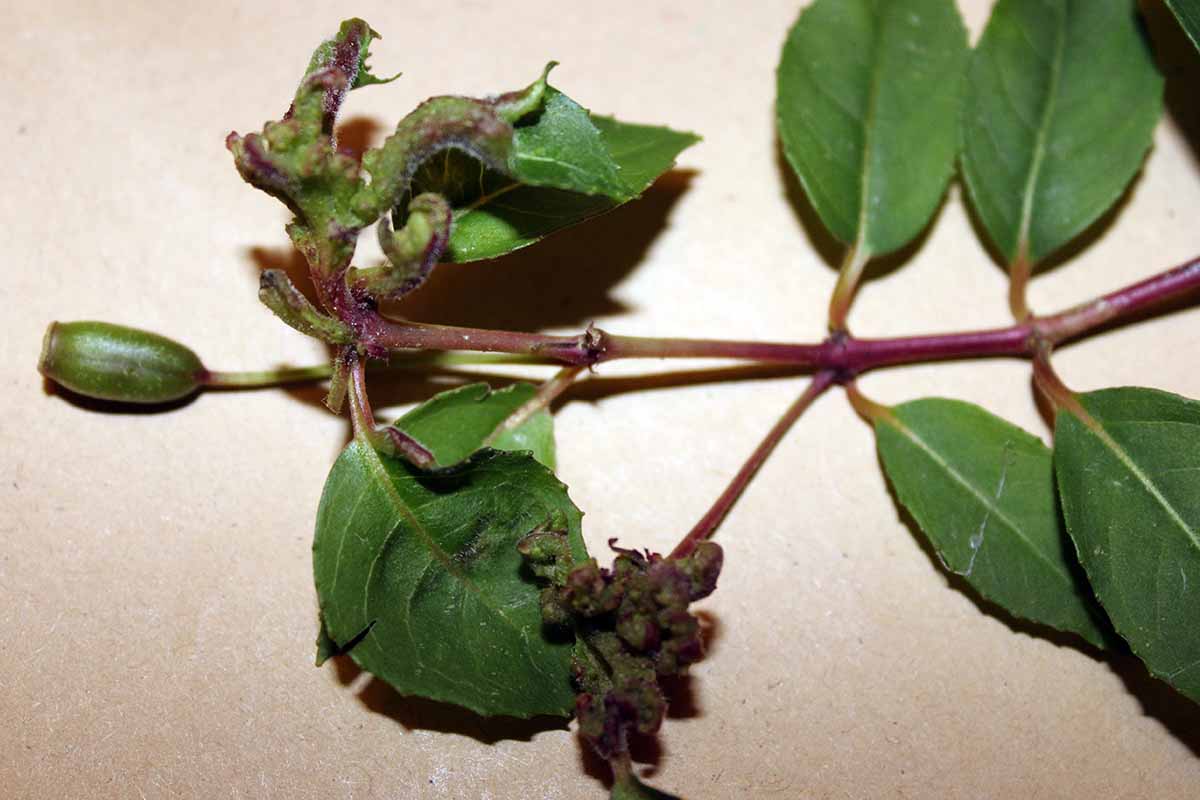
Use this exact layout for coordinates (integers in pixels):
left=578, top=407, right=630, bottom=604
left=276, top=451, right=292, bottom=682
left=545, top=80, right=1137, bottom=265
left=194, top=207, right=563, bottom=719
left=518, top=530, right=723, bottom=761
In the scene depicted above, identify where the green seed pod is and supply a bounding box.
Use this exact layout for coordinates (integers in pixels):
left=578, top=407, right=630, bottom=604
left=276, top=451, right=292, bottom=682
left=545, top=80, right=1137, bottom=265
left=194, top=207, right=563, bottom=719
left=39, top=321, right=205, bottom=403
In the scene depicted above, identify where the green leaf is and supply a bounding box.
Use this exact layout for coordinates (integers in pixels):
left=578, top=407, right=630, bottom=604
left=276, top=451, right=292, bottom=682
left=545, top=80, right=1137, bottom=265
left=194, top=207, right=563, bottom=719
left=591, top=114, right=699, bottom=197
left=314, top=444, right=587, bottom=717
left=1166, top=0, right=1200, bottom=54
left=776, top=0, right=969, bottom=256
left=510, top=88, right=631, bottom=198
left=392, top=382, right=556, bottom=469
left=313, top=384, right=587, bottom=717
left=960, top=0, right=1163, bottom=266
left=408, top=90, right=698, bottom=263
left=1054, top=388, right=1200, bottom=702
left=875, top=399, right=1109, bottom=647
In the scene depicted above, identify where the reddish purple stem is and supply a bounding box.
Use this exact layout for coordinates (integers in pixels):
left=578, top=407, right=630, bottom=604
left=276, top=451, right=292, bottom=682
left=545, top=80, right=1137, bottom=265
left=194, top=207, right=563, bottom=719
left=669, top=371, right=837, bottom=559
left=351, top=256, right=1200, bottom=377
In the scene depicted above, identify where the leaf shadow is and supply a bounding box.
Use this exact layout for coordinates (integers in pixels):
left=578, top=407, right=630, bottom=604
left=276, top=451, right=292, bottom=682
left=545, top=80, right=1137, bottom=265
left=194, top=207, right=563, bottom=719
left=874, top=443, right=1200, bottom=757
left=327, top=654, right=569, bottom=744
left=773, top=134, right=941, bottom=286
left=1141, top=0, right=1200, bottom=170
left=281, top=363, right=809, bottom=449
left=390, top=170, right=695, bottom=332
left=335, top=115, right=385, bottom=162
left=40, top=376, right=200, bottom=414
left=323, top=613, right=721, bottom=768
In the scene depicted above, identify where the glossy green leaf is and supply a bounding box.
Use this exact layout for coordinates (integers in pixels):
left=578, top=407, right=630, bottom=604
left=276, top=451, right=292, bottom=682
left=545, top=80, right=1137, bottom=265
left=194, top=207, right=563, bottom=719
left=776, top=0, right=968, bottom=256
left=961, top=0, right=1163, bottom=266
left=1166, top=0, right=1200, bottom=54
left=875, top=399, right=1109, bottom=646
left=408, top=89, right=698, bottom=262
left=313, top=386, right=587, bottom=718
left=509, top=88, right=631, bottom=198
left=1054, top=388, right=1200, bottom=702
left=392, top=382, right=555, bottom=469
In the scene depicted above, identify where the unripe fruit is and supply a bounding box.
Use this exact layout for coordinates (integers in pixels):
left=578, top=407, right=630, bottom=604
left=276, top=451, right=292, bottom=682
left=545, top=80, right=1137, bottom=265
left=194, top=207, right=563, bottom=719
left=39, top=321, right=205, bottom=403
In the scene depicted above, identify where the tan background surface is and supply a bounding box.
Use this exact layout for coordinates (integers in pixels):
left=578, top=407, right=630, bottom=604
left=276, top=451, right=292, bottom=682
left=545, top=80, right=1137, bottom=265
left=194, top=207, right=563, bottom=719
left=5, top=1, right=1200, bottom=797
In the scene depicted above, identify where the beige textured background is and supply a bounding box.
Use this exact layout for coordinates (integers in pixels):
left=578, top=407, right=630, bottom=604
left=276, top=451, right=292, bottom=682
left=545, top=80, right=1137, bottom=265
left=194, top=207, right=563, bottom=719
left=5, top=1, right=1200, bottom=797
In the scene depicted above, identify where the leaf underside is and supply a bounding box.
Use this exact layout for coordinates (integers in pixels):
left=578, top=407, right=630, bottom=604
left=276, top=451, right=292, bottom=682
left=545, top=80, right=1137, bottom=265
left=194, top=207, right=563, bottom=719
left=960, top=0, right=1163, bottom=266
left=876, top=399, right=1109, bottom=647
left=313, top=384, right=587, bottom=718
left=408, top=87, right=698, bottom=263
left=1054, top=388, right=1200, bottom=702
left=776, top=0, right=969, bottom=256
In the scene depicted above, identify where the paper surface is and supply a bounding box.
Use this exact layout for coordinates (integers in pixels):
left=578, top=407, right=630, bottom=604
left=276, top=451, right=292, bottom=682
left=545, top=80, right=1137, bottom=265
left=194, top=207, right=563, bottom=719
left=4, top=1, right=1200, bottom=797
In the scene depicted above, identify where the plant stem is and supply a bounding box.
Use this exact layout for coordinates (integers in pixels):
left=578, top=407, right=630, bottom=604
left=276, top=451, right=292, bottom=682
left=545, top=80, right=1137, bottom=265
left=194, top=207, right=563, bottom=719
left=358, top=317, right=827, bottom=367
left=844, top=380, right=896, bottom=425
left=204, top=256, right=1200, bottom=394
left=828, top=245, right=871, bottom=332
left=350, top=254, right=1200, bottom=377
left=1031, top=347, right=1085, bottom=418
left=201, top=351, right=554, bottom=393
left=1009, top=253, right=1033, bottom=322
left=669, top=370, right=836, bottom=559
left=347, top=355, right=435, bottom=467
left=202, top=364, right=333, bottom=388
left=1035, top=256, right=1200, bottom=342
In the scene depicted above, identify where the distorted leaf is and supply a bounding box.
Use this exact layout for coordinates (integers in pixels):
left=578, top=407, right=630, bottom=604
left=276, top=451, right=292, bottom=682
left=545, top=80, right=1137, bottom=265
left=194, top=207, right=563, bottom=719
left=876, top=399, right=1109, bottom=646
left=408, top=89, right=698, bottom=262
left=1054, top=387, right=1200, bottom=702
left=776, top=0, right=968, bottom=256
left=961, top=0, right=1163, bottom=266
left=313, top=384, right=587, bottom=717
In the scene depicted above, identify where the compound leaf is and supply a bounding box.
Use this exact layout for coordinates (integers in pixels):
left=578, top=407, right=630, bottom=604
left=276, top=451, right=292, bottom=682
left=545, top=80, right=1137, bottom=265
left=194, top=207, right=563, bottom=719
left=776, top=0, right=968, bottom=256
left=1054, top=388, right=1200, bottom=702
left=961, top=0, right=1163, bottom=267
left=876, top=399, right=1109, bottom=647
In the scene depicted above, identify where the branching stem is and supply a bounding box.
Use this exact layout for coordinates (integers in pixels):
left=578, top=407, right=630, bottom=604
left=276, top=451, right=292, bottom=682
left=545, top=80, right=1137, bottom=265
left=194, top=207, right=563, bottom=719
left=203, top=364, right=333, bottom=389
left=347, top=355, right=435, bottom=467
left=350, top=255, right=1200, bottom=378
left=206, top=255, right=1200, bottom=393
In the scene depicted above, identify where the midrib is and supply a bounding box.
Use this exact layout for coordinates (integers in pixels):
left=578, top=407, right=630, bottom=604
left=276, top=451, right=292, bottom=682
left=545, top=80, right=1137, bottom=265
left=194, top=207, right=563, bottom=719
left=1015, top=4, right=1067, bottom=261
